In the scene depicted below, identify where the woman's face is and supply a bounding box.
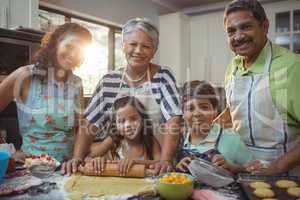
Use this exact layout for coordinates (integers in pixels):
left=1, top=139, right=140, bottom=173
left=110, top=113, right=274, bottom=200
left=183, top=98, right=217, bottom=134
left=123, top=30, right=156, bottom=72
left=116, top=104, right=143, bottom=141
left=56, top=34, right=86, bottom=71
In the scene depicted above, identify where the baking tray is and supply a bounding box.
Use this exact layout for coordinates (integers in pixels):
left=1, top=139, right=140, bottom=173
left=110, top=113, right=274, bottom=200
left=238, top=173, right=300, bottom=200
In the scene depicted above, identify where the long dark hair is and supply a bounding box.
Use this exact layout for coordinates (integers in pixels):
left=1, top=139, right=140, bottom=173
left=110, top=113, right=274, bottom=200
left=111, top=96, right=155, bottom=160
left=33, top=23, right=92, bottom=81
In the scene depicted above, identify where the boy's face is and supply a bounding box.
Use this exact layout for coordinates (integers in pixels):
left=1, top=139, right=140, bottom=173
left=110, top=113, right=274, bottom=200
left=116, top=104, right=143, bottom=141
left=183, top=98, right=217, bottom=134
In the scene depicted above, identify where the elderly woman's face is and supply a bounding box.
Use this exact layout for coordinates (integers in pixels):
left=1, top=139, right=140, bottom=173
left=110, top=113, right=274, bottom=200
left=123, top=30, right=156, bottom=71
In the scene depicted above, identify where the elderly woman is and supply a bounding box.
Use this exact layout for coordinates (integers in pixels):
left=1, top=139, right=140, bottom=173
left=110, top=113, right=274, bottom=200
left=61, top=18, right=182, bottom=175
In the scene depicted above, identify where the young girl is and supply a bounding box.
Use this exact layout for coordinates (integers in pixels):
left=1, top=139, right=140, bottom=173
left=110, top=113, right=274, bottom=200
left=0, top=23, right=92, bottom=163
left=88, top=96, right=161, bottom=175
left=176, top=80, right=253, bottom=174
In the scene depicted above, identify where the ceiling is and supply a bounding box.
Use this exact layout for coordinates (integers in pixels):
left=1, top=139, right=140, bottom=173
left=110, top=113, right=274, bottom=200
left=160, top=0, right=227, bottom=9
left=152, top=0, right=229, bottom=15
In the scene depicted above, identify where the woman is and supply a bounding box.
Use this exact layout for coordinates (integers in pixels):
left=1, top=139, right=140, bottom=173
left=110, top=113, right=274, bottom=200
left=61, top=18, right=182, bottom=175
left=0, top=23, right=92, bottom=162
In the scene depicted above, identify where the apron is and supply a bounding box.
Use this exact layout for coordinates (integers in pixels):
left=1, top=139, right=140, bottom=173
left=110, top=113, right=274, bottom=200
left=226, top=41, right=300, bottom=175
left=116, top=67, right=163, bottom=145
left=17, top=74, right=78, bottom=162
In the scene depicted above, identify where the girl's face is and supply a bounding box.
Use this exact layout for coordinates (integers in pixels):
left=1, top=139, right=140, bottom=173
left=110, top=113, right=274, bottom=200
left=116, top=104, right=143, bottom=141
left=56, top=34, right=86, bottom=71
left=183, top=98, right=217, bottom=134
left=123, top=30, right=156, bottom=73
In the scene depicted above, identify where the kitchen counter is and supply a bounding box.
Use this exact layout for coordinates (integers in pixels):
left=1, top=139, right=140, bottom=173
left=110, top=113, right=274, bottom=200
left=0, top=171, right=245, bottom=200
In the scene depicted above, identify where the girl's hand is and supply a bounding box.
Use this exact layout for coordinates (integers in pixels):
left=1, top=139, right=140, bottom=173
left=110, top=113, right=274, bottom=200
left=175, top=157, right=193, bottom=172
left=118, top=159, right=135, bottom=176
left=12, top=150, right=28, bottom=163
left=90, top=157, right=106, bottom=173
left=211, top=154, right=226, bottom=168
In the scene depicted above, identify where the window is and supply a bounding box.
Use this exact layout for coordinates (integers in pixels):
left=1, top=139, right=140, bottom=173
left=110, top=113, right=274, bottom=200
left=38, top=7, right=126, bottom=96
left=114, top=32, right=126, bottom=70
left=275, top=9, right=300, bottom=54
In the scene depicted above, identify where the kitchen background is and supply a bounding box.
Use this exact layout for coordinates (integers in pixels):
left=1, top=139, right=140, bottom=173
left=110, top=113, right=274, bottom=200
left=0, top=0, right=299, bottom=146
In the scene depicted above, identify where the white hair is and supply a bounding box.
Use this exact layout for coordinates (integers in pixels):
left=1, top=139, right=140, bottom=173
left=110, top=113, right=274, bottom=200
left=122, top=18, right=159, bottom=50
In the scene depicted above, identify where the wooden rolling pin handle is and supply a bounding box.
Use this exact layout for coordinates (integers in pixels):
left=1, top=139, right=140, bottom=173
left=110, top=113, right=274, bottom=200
left=79, top=163, right=146, bottom=178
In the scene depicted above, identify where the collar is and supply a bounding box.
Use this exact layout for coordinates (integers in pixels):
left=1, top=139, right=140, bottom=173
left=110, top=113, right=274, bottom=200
left=188, top=123, right=221, bottom=144
left=233, top=40, right=270, bottom=75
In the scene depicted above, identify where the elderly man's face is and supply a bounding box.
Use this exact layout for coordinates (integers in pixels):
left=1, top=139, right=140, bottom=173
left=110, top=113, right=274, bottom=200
left=224, top=10, right=269, bottom=63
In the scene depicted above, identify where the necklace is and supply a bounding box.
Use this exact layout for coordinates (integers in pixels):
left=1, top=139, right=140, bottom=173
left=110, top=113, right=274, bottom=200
left=125, top=67, right=149, bottom=83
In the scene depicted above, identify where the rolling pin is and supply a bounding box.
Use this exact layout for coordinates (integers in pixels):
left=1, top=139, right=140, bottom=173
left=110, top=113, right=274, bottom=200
left=78, top=162, right=155, bottom=178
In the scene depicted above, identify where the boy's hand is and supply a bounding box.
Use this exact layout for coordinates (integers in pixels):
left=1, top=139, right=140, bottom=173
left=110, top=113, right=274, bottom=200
left=211, top=154, right=226, bottom=167
left=175, top=157, right=193, bottom=172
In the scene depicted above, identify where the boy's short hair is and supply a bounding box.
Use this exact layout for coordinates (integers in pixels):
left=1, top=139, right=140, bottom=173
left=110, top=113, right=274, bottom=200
left=182, top=80, right=218, bottom=110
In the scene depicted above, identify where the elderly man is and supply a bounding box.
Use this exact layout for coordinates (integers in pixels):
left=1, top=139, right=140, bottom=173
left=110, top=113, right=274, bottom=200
left=222, top=0, right=300, bottom=175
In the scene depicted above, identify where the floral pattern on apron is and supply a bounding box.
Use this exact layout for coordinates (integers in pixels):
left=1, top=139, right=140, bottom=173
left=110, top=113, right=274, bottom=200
left=17, top=73, right=79, bottom=162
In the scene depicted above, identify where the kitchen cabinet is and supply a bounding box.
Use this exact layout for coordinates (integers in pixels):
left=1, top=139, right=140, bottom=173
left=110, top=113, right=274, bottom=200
left=0, top=0, right=38, bottom=29
left=264, top=0, right=300, bottom=54
left=0, top=0, right=9, bottom=28
left=190, top=11, right=233, bottom=86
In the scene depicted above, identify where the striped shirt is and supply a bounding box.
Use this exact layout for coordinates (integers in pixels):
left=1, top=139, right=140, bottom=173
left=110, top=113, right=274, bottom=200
left=84, top=66, right=182, bottom=138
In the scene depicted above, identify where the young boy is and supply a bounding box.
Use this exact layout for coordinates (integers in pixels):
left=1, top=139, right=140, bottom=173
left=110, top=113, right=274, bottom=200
left=176, top=80, right=253, bottom=174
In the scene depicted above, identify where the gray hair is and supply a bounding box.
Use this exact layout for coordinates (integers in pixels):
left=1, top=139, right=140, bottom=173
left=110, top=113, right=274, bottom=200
left=122, top=18, right=159, bottom=50
left=224, top=0, right=267, bottom=24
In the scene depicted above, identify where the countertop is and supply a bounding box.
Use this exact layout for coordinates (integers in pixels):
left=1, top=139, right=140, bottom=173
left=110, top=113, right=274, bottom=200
left=0, top=171, right=245, bottom=200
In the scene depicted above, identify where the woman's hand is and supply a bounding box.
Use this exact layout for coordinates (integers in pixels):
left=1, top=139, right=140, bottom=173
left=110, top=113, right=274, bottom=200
left=118, top=159, right=135, bottom=176
left=175, top=157, right=193, bottom=172
left=60, top=157, right=83, bottom=176
left=11, top=150, right=28, bottom=163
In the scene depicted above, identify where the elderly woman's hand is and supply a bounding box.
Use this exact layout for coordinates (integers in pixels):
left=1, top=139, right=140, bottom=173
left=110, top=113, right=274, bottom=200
left=150, top=160, right=173, bottom=175
left=60, top=157, right=83, bottom=176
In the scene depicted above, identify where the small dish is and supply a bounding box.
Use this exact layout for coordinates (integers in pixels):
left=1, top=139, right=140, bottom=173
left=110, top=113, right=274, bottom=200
left=156, top=172, right=194, bottom=200
left=29, top=164, right=57, bottom=178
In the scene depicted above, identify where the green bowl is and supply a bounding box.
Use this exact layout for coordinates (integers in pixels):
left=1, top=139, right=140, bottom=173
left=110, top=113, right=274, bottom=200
left=156, top=172, right=194, bottom=200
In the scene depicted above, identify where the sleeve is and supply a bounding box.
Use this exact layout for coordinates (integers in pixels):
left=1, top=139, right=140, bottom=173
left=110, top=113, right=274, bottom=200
left=230, top=133, right=253, bottom=165
left=218, top=129, right=253, bottom=165
left=158, top=67, right=182, bottom=123
left=83, top=76, right=112, bottom=130
left=287, top=60, right=300, bottom=128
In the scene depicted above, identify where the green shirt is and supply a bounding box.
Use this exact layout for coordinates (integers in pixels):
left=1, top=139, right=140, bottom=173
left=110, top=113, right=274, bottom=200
left=183, top=123, right=253, bottom=165
left=225, top=41, right=300, bottom=129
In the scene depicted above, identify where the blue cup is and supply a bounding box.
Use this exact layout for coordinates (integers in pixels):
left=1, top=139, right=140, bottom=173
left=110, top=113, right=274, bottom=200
left=0, top=151, right=10, bottom=184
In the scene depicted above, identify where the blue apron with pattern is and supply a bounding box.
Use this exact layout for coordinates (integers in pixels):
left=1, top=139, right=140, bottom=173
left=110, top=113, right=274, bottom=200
left=226, top=41, right=300, bottom=175
left=17, top=70, right=79, bottom=162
